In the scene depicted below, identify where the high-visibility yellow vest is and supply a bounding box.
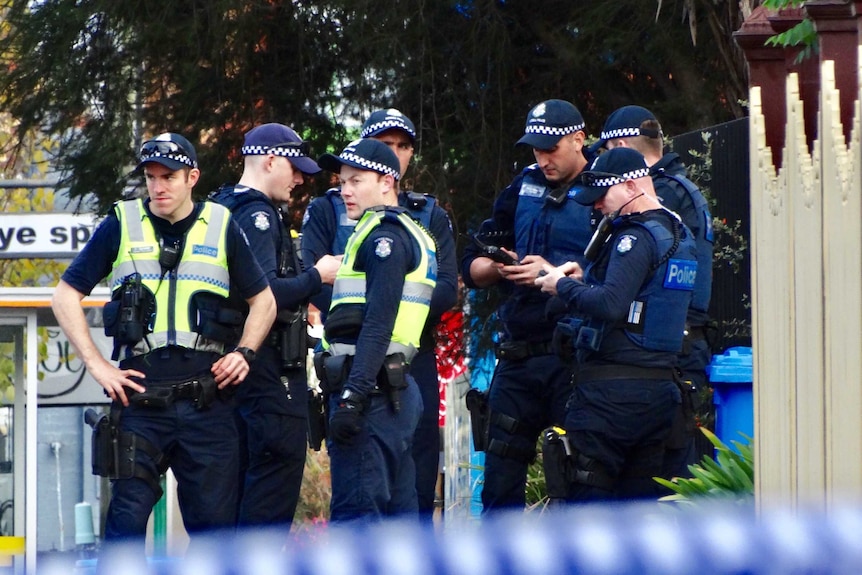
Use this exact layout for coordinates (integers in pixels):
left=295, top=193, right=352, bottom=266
left=111, top=199, right=231, bottom=356
left=323, top=207, right=437, bottom=360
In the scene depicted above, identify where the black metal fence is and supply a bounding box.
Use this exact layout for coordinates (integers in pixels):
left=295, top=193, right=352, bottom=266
left=673, top=117, right=752, bottom=352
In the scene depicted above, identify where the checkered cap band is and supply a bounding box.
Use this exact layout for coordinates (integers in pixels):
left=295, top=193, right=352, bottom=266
left=241, top=145, right=305, bottom=157
left=360, top=119, right=416, bottom=139
left=524, top=122, right=585, bottom=137
left=600, top=127, right=644, bottom=140
left=340, top=152, right=401, bottom=180
left=140, top=150, right=197, bottom=168
left=589, top=167, right=651, bottom=187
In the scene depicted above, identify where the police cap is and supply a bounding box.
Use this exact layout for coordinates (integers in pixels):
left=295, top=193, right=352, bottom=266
left=318, top=139, right=401, bottom=181
left=574, top=147, right=651, bottom=205
left=516, top=99, right=585, bottom=150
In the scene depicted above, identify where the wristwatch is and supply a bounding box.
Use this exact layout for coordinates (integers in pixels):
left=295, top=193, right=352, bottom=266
left=340, top=388, right=364, bottom=404
left=233, top=346, right=257, bottom=364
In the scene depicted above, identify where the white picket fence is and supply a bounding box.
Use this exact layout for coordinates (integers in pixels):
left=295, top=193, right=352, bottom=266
left=749, top=48, right=862, bottom=509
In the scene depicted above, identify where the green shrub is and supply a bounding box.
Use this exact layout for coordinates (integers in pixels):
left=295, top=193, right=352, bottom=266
left=654, top=428, right=754, bottom=505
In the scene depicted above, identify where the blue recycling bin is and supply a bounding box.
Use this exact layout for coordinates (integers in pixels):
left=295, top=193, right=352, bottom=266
left=708, top=346, right=753, bottom=449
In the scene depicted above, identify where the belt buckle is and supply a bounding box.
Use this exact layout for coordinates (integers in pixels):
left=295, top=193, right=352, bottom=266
left=496, top=341, right=527, bottom=361
left=174, top=381, right=198, bottom=399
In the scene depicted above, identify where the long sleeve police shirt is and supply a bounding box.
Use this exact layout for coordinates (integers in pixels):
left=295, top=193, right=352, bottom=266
left=302, top=190, right=458, bottom=326
left=214, top=186, right=322, bottom=312
left=555, top=211, right=679, bottom=368
left=338, top=220, right=419, bottom=398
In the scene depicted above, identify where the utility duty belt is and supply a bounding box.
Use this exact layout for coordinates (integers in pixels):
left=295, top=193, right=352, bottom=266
left=573, top=364, right=677, bottom=385
left=125, top=375, right=224, bottom=411
left=313, top=351, right=408, bottom=408
left=494, top=340, right=554, bottom=361
left=309, top=351, right=409, bottom=446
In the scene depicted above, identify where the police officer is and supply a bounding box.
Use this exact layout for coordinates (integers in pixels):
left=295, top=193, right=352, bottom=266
left=314, top=138, right=436, bottom=521
left=52, top=133, right=276, bottom=543
left=302, top=109, right=457, bottom=516
left=535, top=147, right=696, bottom=500
left=461, top=99, right=595, bottom=511
left=210, top=124, right=341, bottom=528
left=594, top=106, right=714, bottom=478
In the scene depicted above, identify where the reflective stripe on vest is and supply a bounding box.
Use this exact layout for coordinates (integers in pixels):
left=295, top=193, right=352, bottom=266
left=324, top=207, right=437, bottom=357
left=111, top=199, right=231, bottom=355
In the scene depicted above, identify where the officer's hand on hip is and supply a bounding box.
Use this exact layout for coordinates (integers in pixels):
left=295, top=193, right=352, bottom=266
left=89, top=360, right=146, bottom=407
left=330, top=389, right=366, bottom=445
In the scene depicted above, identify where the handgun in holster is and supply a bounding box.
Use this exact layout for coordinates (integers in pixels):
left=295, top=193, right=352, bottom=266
left=85, top=406, right=168, bottom=498
left=542, top=426, right=573, bottom=504
left=379, top=353, right=407, bottom=413
left=85, top=407, right=136, bottom=479
left=673, top=369, right=699, bottom=438
left=307, top=388, right=327, bottom=451
left=276, top=308, right=310, bottom=371
left=313, top=352, right=352, bottom=396
left=465, top=388, right=490, bottom=451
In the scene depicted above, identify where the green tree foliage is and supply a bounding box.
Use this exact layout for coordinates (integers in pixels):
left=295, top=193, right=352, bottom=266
left=328, top=0, right=753, bottom=244
left=0, top=113, right=66, bottom=286
left=0, top=113, right=66, bottom=399
left=0, top=0, right=348, bottom=215
left=0, top=0, right=752, bottom=232
left=762, top=0, right=816, bottom=61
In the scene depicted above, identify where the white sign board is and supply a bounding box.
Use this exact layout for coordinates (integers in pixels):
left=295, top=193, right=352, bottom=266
left=0, top=213, right=100, bottom=258
left=38, top=327, right=112, bottom=405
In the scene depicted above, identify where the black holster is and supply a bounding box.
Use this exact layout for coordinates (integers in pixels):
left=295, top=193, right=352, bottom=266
left=666, top=374, right=698, bottom=449
left=379, top=353, right=407, bottom=413
left=307, top=388, right=327, bottom=451
left=274, top=308, right=314, bottom=371
left=314, top=352, right=353, bottom=396
left=541, top=425, right=614, bottom=493
left=542, top=426, right=573, bottom=504
left=85, top=405, right=168, bottom=499
left=465, top=388, right=490, bottom=451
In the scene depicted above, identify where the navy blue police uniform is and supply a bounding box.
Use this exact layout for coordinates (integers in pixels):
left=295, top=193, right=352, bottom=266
left=651, top=151, right=715, bottom=477
left=302, top=188, right=456, bottom=514
left=595, top=106, right=715, bottom=480
left=324, top=213, right=426, bottom=521
left=461, top=100, right=596, bottom=512
left=210, top=122, right=328, bottom=527
left=651, top=151, right=714, bottom=383
left=313, top=139, right=434, bottom=521
left=548, top=148, right=696, bottom=501
left=301, top=111, right=457, bottom=515
left=211, top=183, right=321, bottom=527
left=62, top=200, right=268, bottom=539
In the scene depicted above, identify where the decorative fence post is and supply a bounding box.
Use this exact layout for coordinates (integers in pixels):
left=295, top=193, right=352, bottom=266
left=736, top=1, right=862, bottom=510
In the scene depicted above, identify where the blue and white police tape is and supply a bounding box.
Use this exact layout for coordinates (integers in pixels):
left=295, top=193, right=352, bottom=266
left=42, top=499, right=862, bottom=574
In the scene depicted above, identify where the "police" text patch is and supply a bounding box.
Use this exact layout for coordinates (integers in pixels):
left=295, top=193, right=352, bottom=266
left=663, top=258, right=697, bottom=290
